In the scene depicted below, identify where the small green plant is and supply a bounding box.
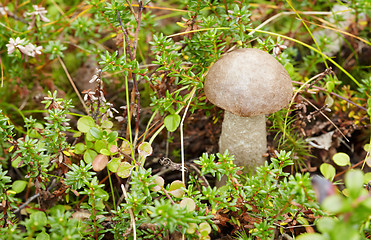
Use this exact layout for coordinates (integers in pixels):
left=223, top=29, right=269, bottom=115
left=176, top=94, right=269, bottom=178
left=0, top=0, right=370, bottom=239
left=297, top=170, right=371, bottom=240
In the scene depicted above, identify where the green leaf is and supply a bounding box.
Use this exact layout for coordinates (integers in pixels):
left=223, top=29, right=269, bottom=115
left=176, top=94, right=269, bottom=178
left=199, top=222, right=212, bottom=235
left=74, top=143, right=86, bottom=154
left=107, top=157, right=120, bottom=172
left=345, top=169, right=364, bottom=198
left=320, top=163, right=336, bottom=181
left=284, top=62, right=294, bottom=75
left=86, top=130, right=95, bottom=141
left=164, top=114, right=181, bottom=132
left=326, top=81, right=335, bottom=92
left=151, top=176, right=164, bottom=192
left=316, top=217, right=335, bottom=233
left=36, top=231, right=50, bottom=240
left=83, top=149, right=97, bottom=164
left=138, top=142, right=153, bottom=158
left=332, top=152, right=350, bottom=167
left=296, top=233, right=326, bottom=240
left=186, top=223, right=197, bottom=234
left=107, top=131, right=118, bottom=143
left=94, top=139, right=108, bottom=153
left=169, top=180, right=185, bottom=198
left=179, top=198, right=196, bottom=212
left=77, top=116, right=95, bottom=133
left=30, top=211, right=48, bottom=230
left=117, top=162, right=134, bottom=178
left=73, top=132, right=82, bottom=138
left=12, top=180, right=28, bottom=193
left=100, top=148, right=111, bottom=156
left=11, top=157, right=24, bottom=168
left=322, top=195, right=344, bottom=214
left=296, top=216, right=309, bottom=226
left=86, top=141, right=94, bottom=149
left=364, top=172, right=371, bottom=184
left=90, top=127, right=103, bottom=139
left=96, top=188, right=109, bottom=201
left=101, top=120, right=113, bottom=129
left=29, top=129, right=41, bottom=138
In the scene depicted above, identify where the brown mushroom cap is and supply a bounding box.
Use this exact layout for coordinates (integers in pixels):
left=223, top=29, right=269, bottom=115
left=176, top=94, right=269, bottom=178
left=204, top=48, right=293, bottom=117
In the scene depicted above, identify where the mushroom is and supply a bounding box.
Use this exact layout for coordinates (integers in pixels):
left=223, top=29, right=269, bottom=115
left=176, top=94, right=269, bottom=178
left=204, top=48, right=293, bottom=175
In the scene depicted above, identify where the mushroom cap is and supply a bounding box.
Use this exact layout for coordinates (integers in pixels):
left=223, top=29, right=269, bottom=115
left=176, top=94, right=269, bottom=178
left=204, top=48, right=293, bottom=117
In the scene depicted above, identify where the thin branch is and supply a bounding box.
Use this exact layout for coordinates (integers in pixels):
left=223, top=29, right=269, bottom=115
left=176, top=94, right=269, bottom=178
left=248, top=11, right=332, bottom=36
left=121, top=184, right=137, bottom=239
left=117, top=11, right=133, bottom=59
left=189, top=163, right=210, bottom=187
left=301, top=96, right=349, bottom=142
left=117, top=1, right=144, bottom=149
left=0, top=57, right=3, bottom=87
left=13, top=178, right=56, bottom=214
left=57, top=56, right=89, bottom=114
left=132, top=1, right=143, bottom=59
left=292, top=80, right=367, bottom=111
left=180, top=87, right=196, bottom=184
left=125, top=0, right=138, bottom=21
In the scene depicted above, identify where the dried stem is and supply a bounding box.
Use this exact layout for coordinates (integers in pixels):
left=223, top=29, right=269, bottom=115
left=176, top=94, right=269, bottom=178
left=292, top=80, right=367, bottom=111
left=121, top=184, right=137, bottom=239
left=57, top=56, right=89, bottom=114
left=117, top=11, right=133, bottom=59
left=117, top=1, right=144, bottom=149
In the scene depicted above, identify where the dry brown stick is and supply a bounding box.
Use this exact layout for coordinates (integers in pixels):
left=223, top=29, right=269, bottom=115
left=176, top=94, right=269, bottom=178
left=57, top=56, right=89, bottom=113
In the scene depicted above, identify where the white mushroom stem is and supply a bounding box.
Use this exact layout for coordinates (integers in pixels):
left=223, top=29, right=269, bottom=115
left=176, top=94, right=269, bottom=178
left=219, top=111, right=267, bottom=170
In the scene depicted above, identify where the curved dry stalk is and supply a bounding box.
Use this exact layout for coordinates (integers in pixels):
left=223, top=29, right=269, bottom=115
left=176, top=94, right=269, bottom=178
left=301, top=96, right=349, bottom=142
left=121, top=184, right=137, bottom=239
left=248, top=10, right=332, bottom=36
left=57, top=56, right=88, bottom=114
left=180, top=86, right=196, bottom=184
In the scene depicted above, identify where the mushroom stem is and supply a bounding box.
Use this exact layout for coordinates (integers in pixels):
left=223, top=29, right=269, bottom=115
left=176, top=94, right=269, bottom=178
left=219, top=111, right=267, bottom=171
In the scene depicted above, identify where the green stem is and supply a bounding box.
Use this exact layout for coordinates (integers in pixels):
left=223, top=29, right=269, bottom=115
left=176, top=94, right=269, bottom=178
left=107, top=168, right=116, bottom=210
left=244, top=28, right=361, bottom=87
left=285, top=0, right=329, bottom=69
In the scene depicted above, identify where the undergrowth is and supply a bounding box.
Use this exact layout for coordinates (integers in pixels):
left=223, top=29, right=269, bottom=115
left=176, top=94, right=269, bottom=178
left=0, top=0, right=370, bottom=239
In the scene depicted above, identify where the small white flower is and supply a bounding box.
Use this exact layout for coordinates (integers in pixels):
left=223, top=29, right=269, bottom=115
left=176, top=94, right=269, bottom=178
left=89, top=74, right=98, bottom=83
left=28, top=43, right=42, bottom=56
left=25, top=5, right=50, bottom=22
left=33, top=45, right=43, bottom=55
left=83, top=90, right=96, bottom=101
left=6, top=37, right=42, bottom=57
left=111, top=107, right=119, bottom=114
left=17, top=45, right=30, bottom=56
left=106, top=108, right=113, bottom=118
left=0, top=6, right=9, bottom=15
left=6, top=37, right=26, bottom=55
left=273, top=44, right=287, bottom=57
left=24, top=43, right=36, bottom=56
left=99, top=93, right=106, bottom=103
left=115, top=116, right=124, bottom=122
